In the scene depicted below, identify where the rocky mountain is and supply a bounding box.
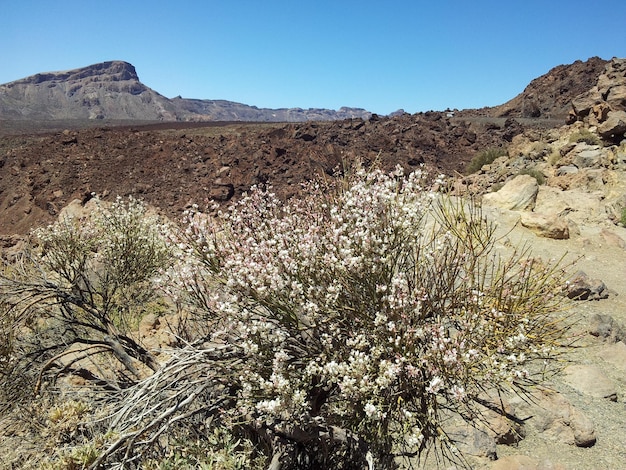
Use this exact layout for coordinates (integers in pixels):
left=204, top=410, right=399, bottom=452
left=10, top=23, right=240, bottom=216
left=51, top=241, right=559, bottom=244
left=3, top=57, right=625, bottom=237
left=0, top=61, right=371, bottom=122
left=481, top=56, right=609, bottom=120
left=0, top=61, right=177, bottom=121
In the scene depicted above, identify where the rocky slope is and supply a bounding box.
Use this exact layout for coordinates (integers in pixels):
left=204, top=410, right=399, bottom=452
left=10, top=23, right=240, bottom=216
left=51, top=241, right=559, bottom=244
left=0, top=112, right=522, bottom=237
left=466, top=56, right=609, bottom=120
left=0, top=61, right=371, bottom=122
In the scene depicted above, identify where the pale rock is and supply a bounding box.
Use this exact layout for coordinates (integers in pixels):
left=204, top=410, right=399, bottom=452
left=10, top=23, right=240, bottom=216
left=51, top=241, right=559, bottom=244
left=490, top=456, right=566, bottom=470
left=555, top=165, right=578, bottom=176
left=482, top=175, right=538, bottom=211
left=569, top=407, right=597, bottom=447
left=598, top=110, right=626, bottom=141
left=514, top=388, right=596, bottom=447
left=601, top=227, right=626, bottom=249
left=607, top=84, right=626, bottom=109
left=572, top=146, right=605, bottom=168
left=590, top=102, right=611, bottom=123
left=57, top=198, right=99, bottom=221
left=571, top=88, right=601, bottom=117
left=520, top=212, right=569, bottom=239
left=588, top=314, right=626, bottom=343
left=477, top=396, right=524, bottom=445
left=534, top=187, right=605, bottom=225
left=562, top=364, right=617, bottom=401
left=139, top=313, right=160, bottom=337
left=596, top=341, right=626, bottom=376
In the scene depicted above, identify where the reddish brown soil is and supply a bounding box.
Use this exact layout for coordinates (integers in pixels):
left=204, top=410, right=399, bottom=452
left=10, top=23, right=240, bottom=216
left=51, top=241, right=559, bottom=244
left=0, top=113, right=544, bottom=238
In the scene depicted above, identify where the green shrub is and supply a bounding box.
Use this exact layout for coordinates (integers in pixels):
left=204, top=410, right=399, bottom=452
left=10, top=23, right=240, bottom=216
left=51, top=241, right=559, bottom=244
left=620, top=207, right=626, bottom=226
left=569, top=129, right=601, bottom=146
left=466, top=147, right=508, bottom=174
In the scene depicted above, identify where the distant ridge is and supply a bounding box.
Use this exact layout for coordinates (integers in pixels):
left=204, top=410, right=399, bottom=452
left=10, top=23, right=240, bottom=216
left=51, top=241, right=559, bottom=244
left=0, top=61, right=372, bottom=122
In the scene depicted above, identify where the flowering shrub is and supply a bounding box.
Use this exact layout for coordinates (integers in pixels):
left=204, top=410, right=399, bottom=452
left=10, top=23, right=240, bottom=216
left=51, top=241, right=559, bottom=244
left=157, top=164, right=571, bottom=467
left=1, top=168, right=572, bottom=468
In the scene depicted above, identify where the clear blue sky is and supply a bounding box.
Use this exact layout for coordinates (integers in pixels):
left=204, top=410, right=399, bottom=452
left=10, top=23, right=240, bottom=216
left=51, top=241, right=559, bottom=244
left=2, top=1, right=625, bottom=115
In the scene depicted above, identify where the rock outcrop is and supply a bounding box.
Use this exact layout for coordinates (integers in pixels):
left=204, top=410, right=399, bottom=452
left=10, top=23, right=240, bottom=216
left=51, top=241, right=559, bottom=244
left=569, top=58, right=626, bottom=143
left=487, top=57, right=608, bottom=120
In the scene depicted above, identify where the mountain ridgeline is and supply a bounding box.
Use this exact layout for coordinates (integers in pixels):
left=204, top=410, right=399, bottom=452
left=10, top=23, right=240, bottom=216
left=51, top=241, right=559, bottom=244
left=0, top=61, right=372, bottom=122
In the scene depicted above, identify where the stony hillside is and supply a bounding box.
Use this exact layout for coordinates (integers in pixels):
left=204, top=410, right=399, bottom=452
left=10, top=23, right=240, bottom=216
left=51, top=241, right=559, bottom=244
left=0, top=61, right=371, bottom=122
left=476, top=56, right=609, bottom=120
left=2, top=57, right=624, bottom=241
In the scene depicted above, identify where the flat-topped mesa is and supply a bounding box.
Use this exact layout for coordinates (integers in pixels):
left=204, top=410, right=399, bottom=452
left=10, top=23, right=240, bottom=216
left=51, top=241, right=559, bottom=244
left=0, top=61, right=173, bottom=120
left=10, top=61, right=140, bottom=86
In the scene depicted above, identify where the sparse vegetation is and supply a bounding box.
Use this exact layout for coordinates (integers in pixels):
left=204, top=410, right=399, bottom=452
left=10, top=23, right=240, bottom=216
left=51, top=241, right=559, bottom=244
left=547, top=148, right=562, bottom=166
left=1, top=166, right=574, bottom=468
left=519, top=167, right=546, bottom=185
left=569, top=129, right=601, bottom=146
left=466, top=147, right=508, bottom=174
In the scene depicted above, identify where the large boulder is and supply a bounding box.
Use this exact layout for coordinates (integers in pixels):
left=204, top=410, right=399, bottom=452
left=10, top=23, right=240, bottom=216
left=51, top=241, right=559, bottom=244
left=597, top=110, right=626, bottom=141
left=571, top=88, right=601, bottom=118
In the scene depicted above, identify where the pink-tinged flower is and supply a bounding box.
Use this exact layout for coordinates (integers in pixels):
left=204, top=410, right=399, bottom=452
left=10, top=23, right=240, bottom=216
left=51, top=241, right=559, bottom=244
left=426, top=376, right=443, bottom=394
left=450, top=385, right=466, bottom=401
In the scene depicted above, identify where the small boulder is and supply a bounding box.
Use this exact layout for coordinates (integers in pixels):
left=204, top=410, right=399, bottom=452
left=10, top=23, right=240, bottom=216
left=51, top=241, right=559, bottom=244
left=482, top=175, right=538, bottom=211
left=447, top=424, right=497, bottom=460
left=565, top=271, right=609, bottom=300
left=520, top=212, right=569, bottom=239
left=478, top=396, right=524, bottom=445
left=571, top=89, right=601, bottom=118
left=572, top=146, right=605, bottom=168
left=516, top=387, right=596, bottom=447
left=588, top=314, right=625, bottom=343
left=555, top=165, right=579, bottom=176
left=569, top=407, right=597, bottom=447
